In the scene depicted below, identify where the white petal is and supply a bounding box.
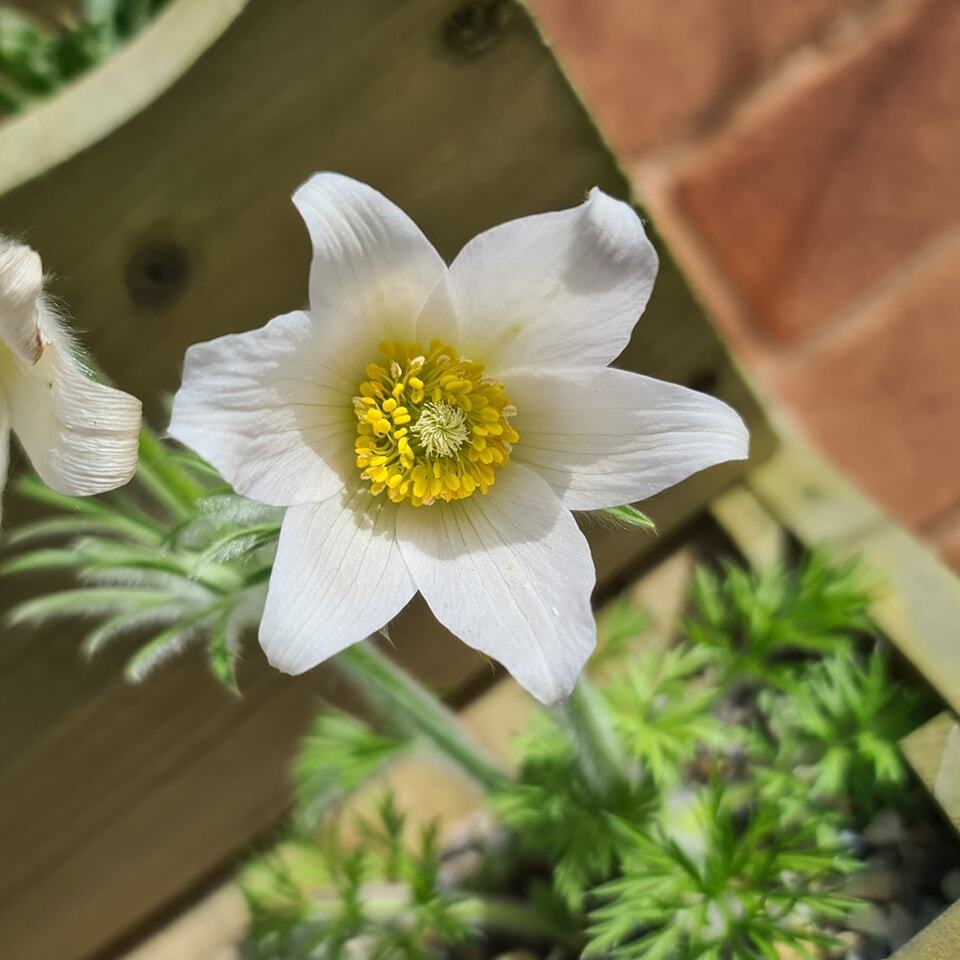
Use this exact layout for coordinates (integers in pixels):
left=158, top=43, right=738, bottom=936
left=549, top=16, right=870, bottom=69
left=510, top=367, right=750, bottom=510
left=398, top=463, right=596, bottom=705
left=260, top=488, right=415, bottom=674
left=418, top=188, right=657, bottom=376
left=2, top=323, right=141, bottom=497
left=169, top=311, right=359, bottom=507
left=294, top=173, right=446, bottom=355
left=0, top=396, right=9, bottom=527
left=0, top=238, right=44, bottom=363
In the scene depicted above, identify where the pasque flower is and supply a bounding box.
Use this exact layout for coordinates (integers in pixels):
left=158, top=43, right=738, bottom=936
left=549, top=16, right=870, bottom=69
left=169, top=175, right=748, bottom=704
left=0, top=238, right=141, bottom=525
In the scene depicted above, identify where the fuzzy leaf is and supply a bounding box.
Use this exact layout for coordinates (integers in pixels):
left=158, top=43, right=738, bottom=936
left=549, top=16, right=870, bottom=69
left=601, top=504, right=657, bottom=532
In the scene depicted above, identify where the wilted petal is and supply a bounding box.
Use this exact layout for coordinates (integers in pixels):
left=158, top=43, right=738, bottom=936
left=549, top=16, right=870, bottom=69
left=0, top=239, right=141, bottom=498
left=398, top=463, right=596, bottom=705
left=0, top=238, right=44, bottom=363
left=419, top=188, right=657, bottom=377
left=294, top=173, right=446, bottom=360
left=260, top=488, right=415, bottom=673
left=169, top=311, right=359, bottom=507
left=2, top=330, right=140, bottom=497
left=510, top=367, right=749, bottom=510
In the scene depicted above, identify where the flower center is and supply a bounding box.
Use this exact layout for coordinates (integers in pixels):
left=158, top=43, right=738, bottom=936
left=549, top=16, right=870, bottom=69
left=411, top=401, right=469, bottom=458
left=353, top=339, right=519, bottom=506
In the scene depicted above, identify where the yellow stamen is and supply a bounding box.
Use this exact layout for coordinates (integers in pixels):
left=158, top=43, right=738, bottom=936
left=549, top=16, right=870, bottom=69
left=352, top=339, right=519, bottom=506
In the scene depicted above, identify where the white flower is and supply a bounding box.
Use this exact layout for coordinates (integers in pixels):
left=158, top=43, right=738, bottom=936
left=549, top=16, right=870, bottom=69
left=169, top=174, right=748, bottom=704
left=0, top=238, right=142, bottom=525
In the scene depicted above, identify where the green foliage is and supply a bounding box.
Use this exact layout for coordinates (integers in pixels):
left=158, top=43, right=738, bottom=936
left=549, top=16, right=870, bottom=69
left=760, top=649, right=920, bottom=817
left=587, top=782, right=859, bottom=960
left=293, top=711, right=410, bottom=834
left=0, top=0, right=169, bottom=114
left=1, top=430, right=279, bottom=691
left=600, top=504, right=657, bottom=533
left=604, top=644, right=728, bottom=785
left=260, top=548, right=903, bottom=958
left=493, top=711, right=656, bottom=910
left=592, top=596, right=653, bottom=673
left=243, top=793, right=472, bottom=960
left=482, top=557, right=904, bottom=958
left=687, top=552, right=876, bottom=689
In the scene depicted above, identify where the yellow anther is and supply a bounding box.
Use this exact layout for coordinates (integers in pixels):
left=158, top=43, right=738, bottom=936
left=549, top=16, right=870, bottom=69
left=353, top=339, right=519, bottom=506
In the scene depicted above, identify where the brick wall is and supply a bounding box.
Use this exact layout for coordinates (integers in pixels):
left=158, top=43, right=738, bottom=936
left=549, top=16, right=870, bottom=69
left=531, top=0, right=960, bottom=569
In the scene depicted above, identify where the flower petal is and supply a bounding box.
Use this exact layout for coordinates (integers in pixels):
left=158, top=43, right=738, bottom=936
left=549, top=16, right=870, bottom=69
left=260, top=488, right=415, bottom=673
left=0, top=238, right=44, bottom=363
left=510, top=367, right=750, bottom=510
left=398, top=463, right=596, bottom=705
left=2, top=325, right=141, bottom=497
left=169, top=310, right=359, bottom=507
left=294, top=173, right=446, bottom=356
left=418, top=188, right=657, bottom=376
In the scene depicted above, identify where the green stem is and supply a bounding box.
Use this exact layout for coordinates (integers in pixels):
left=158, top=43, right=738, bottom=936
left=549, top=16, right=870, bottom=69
left=456, top=896, right=579, bottom=947
left=336, top=641, right=508, bottom=794
left=315, top=894, right=576, bottom=948
left=553, top=674, right=629, bottom=800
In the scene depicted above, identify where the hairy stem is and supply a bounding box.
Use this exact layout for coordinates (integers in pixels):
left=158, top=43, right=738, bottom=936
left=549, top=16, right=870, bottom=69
left=336, top=640, right=508, bottom=793
left=553, top=674, right=629, bottom=799
left=454, top=896, right=578, bottom=946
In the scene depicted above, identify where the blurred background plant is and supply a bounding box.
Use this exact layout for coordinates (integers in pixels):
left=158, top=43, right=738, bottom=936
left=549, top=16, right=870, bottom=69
left=233, top=551, right=935, bottom=960
left=0, top=0, right=168, bottom=114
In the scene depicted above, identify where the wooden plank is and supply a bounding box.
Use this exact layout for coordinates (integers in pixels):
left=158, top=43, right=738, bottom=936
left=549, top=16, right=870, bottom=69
left=901, top=712, right=960, bottom=835
left=709, top=482, right=788, bottom=572
left=746, top=442, right=960, bottom=717
left=891, top=901, right=960, bottom=960
left=122, top=887, right=245, bottom=960
left=0, top=3, right=773, bottom=958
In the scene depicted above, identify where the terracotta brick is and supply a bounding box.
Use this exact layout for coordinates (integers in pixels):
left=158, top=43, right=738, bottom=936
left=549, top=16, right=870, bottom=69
left=935, top=514, right=960, bottom=572
left=674, top=0, right=960, bottom=342
left=777, top=232, right=960, bottom=529
left=529, top=0, right=852, bottom=158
